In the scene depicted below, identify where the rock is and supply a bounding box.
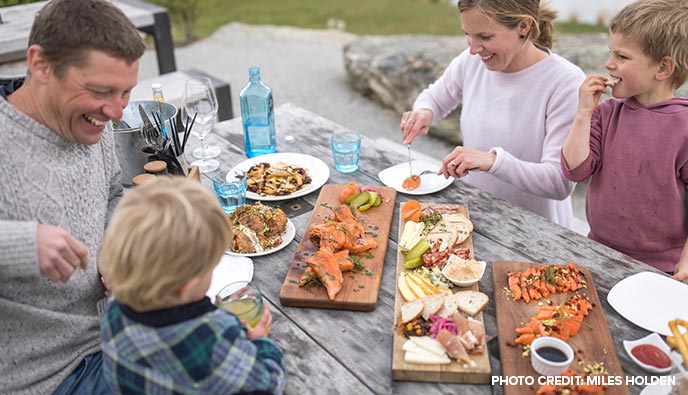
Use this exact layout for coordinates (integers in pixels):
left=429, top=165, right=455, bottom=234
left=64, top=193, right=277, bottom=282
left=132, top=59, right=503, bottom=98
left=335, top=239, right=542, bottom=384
left=344, top=35, right=466, bottom=144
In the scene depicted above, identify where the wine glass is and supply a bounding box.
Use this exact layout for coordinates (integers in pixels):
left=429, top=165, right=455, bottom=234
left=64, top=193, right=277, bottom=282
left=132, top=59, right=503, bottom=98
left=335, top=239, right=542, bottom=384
left=193, top=143, right=221, bottom=159
left=183, top=77, right=219, bottom=173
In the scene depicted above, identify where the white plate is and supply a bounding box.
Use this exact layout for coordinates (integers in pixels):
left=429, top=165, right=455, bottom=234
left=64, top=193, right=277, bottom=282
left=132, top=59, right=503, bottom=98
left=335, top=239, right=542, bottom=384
left=206, top=255, right=254, bottom=300
left=233, top=153, right=330, bottom=201
left=226, top=219, right=296, bottom=258
left=607, top=272, right=688, bottom=336
left=378, top=160, right=453, bottom=195
left=640, top=382, right=671, bottom=395
left=623, top=333, right=672, bottom=374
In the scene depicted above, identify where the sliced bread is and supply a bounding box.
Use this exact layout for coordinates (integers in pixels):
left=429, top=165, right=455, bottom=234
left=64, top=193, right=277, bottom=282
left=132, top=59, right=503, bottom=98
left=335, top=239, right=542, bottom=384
left=400, top=299, right=425, bottom=324
left=443, top=213, right=474, bottom=245
left=421, top=294, right=445, bottom=320
left=436, top=291, right=461, bottom=318
left=455, top=290, right=489, bottom=316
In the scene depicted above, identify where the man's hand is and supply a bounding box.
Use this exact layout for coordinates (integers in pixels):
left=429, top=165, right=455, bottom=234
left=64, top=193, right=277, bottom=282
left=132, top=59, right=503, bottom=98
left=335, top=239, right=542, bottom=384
left=37, top=224, right=88, bottom=282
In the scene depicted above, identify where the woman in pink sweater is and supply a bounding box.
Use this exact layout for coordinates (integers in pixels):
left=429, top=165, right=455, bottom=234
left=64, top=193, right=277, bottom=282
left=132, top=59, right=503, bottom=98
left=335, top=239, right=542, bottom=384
left=561, top=0, right=688, bottom=279
left=401, top=0, right=584, bottom=229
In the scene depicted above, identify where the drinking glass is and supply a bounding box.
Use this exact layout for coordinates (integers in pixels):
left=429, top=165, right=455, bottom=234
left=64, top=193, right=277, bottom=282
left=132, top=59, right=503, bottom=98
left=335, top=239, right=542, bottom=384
left=183, top=77, right=219, bottom=173
left=331, top=132, right=361, bottom=173
left=212, top=169, right=247, bottom=214
left=216, top=281, right=264, bottom=327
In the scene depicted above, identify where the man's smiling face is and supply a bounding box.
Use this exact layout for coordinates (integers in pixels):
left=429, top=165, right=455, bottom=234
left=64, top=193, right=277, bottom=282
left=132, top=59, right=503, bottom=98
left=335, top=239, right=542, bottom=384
left=43, top=50, right=139, bottom=145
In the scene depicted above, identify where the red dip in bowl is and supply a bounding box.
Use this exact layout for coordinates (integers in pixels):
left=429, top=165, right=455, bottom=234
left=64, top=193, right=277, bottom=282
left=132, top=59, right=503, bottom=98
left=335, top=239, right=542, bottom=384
left=631, top=344, right=671, bottom=369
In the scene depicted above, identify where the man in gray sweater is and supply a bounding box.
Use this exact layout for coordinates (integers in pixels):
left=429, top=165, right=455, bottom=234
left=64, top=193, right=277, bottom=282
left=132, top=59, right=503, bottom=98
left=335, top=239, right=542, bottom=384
left=0, top=1, right=145, bottom=393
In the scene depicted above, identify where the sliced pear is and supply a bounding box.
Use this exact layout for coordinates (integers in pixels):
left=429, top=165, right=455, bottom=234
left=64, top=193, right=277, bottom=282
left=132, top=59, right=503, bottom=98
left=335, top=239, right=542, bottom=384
left=404, top=273, right=427, bottom=298
left=398, top=273, right=417, bottom=301
left=413, top=273, right=441, bottom=294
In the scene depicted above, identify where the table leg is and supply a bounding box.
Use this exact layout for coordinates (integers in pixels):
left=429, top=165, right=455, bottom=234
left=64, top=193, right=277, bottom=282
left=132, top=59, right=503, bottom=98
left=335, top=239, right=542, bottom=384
left=119, top=0, right=177, bottom=75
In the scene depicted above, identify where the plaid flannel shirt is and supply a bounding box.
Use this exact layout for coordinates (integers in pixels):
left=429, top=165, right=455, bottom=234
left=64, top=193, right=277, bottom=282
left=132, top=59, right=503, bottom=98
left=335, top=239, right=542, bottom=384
left=101, top=299, right=286, bottom=394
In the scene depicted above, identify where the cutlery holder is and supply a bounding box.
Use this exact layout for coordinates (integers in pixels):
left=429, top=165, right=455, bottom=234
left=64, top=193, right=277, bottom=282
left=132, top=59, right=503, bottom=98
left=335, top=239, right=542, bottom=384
left=113, top=100, right=178, bottom=186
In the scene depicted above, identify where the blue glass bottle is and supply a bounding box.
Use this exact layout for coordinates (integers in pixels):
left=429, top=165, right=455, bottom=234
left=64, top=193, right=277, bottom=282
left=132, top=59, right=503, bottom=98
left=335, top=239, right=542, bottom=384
left=240, top=66, right=276, bottom=158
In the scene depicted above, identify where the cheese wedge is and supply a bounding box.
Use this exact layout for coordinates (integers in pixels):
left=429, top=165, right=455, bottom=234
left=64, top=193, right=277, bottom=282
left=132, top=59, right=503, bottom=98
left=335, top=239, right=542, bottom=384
left=403, top=339, right=446, bottom=357
left=399, top=221, right=425, bottom=251
left=404, top=351, right=451, bottom=365
left=408, top=336, right=447, bottom=357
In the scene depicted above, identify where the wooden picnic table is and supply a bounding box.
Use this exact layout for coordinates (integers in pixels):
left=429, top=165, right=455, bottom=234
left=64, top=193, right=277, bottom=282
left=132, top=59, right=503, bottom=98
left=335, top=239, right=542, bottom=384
left=0, top=0, right=176, bottom=74
left=188, top=103, right=662, bottom=395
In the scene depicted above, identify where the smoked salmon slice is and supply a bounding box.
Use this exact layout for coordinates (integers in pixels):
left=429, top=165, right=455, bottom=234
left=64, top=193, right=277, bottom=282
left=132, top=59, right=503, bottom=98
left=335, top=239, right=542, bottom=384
left=301, top=204, right=379, bottom=300
left=306, top=246, right=343, bottom=301
left=300, top=250, right=353, bottom=286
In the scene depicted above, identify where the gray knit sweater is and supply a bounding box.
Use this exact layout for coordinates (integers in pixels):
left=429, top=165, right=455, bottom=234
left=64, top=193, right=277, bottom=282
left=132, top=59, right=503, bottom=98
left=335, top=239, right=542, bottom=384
left=0, top=88, right=123, bottom=394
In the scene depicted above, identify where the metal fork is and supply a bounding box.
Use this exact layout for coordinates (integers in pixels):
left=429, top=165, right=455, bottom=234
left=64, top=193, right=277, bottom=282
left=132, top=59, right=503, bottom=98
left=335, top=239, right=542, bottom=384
left=419, top=167, right=479, bottom=176
left=139, top=105, right=164, bottom=149
left=407, top=144, right=413, bottom=178
left=417, top=170, right=437, bottom=177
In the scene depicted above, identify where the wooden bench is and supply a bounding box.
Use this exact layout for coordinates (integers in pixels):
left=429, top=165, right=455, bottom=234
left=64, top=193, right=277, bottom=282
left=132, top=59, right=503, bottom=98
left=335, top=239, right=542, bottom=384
left=0, top=0, right=177, bottom=75
left=131, top=68, right=233, bottom=121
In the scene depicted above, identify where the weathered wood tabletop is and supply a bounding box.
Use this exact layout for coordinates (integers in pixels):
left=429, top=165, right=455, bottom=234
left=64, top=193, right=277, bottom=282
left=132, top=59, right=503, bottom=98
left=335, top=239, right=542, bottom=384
left=189, top=103, right=659, bottom=395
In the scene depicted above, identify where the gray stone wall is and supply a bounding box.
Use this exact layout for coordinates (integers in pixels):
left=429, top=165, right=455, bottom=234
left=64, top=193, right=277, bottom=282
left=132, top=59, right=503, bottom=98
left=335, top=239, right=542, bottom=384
left=344, top=33, right=688, bottom=144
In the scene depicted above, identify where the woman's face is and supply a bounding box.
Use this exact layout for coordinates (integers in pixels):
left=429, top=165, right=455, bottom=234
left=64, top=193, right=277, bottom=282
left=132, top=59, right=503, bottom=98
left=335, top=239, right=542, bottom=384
left=460, top=8, right=526, bottom=73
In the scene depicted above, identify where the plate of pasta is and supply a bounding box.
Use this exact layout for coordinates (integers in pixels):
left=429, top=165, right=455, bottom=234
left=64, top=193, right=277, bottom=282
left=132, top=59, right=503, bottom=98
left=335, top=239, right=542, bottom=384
left=232, top=153, right=330, bottom=201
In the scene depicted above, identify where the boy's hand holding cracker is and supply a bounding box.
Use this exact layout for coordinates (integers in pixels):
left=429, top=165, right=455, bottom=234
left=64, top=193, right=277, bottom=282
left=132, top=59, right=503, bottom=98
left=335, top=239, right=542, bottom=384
left=577, top=75, right=608, bottom=116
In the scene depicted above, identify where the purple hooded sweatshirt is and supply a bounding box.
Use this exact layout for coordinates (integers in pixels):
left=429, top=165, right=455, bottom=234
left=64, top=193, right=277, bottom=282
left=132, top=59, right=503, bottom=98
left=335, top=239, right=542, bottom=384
left=562, top=96, right=688, bottom=272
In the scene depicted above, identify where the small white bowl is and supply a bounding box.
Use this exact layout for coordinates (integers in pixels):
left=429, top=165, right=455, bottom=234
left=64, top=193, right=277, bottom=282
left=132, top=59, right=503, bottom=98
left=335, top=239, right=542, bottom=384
left=623, top=333, right=672, bottom=374
left=441, top=255, right=486, bottom=287
left=530, top=336, right=574, bottom=376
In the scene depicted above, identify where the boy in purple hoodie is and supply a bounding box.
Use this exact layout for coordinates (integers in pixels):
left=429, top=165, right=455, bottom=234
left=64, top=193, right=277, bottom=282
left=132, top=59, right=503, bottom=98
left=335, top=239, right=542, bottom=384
left=561, top=0, right=688, bottom=280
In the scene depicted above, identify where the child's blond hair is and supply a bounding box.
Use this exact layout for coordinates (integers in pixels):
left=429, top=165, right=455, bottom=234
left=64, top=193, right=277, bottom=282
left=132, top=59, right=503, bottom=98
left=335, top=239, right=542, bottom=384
left=99, top=177, right=232, bottom=311
left=610, top=0, right=688, bottom=90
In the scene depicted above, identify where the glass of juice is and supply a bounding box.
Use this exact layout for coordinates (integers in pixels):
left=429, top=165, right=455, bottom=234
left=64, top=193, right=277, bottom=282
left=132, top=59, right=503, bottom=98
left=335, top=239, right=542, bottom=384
left=216, top=281, right=264, bottom=327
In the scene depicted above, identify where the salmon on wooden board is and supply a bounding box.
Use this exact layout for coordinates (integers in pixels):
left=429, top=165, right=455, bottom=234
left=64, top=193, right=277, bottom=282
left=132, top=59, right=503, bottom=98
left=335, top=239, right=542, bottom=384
left=300, top=250, right=353, bottom=286
left=306, top=246, right=343, bottom=301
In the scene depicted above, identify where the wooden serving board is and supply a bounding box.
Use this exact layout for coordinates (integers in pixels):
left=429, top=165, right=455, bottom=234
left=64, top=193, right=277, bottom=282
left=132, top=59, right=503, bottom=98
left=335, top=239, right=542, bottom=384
left=279, top=184, right=396, bottom=311
left=392, top=203, right=491, bottom=384
left=493, top=261, right=629, bottom=395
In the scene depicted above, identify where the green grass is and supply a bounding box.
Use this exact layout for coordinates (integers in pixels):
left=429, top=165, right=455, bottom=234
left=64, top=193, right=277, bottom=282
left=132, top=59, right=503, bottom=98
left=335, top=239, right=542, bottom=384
left=153, top=0, right=608, bottom=44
